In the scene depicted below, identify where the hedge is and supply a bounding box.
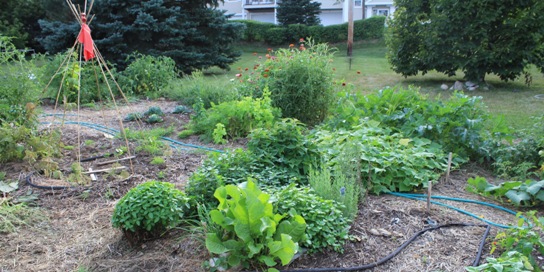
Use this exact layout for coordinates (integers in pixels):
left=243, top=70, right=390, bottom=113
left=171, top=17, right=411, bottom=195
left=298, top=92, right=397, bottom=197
left=235, top=16, right=386, bottom=45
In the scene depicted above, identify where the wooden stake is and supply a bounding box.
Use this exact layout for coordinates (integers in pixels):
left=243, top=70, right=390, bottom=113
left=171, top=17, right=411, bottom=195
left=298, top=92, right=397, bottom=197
left=427, top=180, right=432, bottom=214
left=83, top=166, right=126, bottom=174
left=446, top=152, right=453, bottom=183
left=96, top=156, right=136, bottom=166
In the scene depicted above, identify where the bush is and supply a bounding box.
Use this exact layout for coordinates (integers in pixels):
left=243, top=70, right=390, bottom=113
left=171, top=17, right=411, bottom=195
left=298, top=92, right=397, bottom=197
left=264, top=27, right=287, bottom=46
left=118, top=53, right=177, bottom=97
left=163, top=71, right=239, bottom=109
left=234, top=20, right=276, bottom=42
left=273, top=184, right=350, bottom=253
left=354, top=16, right=386, bottom=40
left=244, top=41, right=336, bottom=126
left=111, top=181, right=190, bottom=244
left=205, top=180, right=306, bottom=271
left=182, top=90, right=279, bottom=143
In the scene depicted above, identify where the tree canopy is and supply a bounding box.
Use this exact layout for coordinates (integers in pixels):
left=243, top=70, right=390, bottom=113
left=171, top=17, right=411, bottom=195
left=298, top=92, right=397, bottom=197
left=38, top=0, right=245, bottom=73
left=277, top=0, right=321, bottom=26
left=386, top=0, right=544, bottom=83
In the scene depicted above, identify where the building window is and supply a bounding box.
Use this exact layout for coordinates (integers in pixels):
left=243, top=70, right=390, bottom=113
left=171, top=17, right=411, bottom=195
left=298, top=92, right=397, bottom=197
left=373, top=8, right=389, bottom=17
left=354, top=0, right=362, bottom=7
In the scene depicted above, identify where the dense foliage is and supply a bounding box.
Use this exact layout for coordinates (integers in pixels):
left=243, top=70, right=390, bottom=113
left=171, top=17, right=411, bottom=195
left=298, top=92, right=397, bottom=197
left=386, top=0, right=544, bottom=83
left=241, top=41, right=336, bottom=126
left=111, top=181, right=190, bottom=244
left=39, top=0, right=245, bottom=73
left=277, top=0, right=321, bottom=26
left=466, top=177, right=544, bottom=206
left=117, top=53, right=177, bottom=97
left=205, top=180, right=306, bottom=270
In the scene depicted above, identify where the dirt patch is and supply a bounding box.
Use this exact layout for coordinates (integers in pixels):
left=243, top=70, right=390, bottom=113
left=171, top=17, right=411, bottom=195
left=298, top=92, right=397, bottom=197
left=0, top=101, right=532, bottom=272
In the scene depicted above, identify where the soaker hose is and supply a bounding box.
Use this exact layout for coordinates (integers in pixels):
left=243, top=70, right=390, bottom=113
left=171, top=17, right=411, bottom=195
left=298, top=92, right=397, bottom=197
left=26, top=171, right=74, bottom=190
left=387, top=192, right=526, bottom=229
left=245, top=223, right=490, bottom=272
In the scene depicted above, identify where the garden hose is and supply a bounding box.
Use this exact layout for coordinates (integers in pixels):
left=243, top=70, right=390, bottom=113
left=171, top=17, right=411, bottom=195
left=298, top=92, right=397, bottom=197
left=26, top=171, right=73, bottom=190
left=39, top=115, right=224, bottom=153
left=245, top=223, right=490, bottom=272
left=387, top=192, right=526, bottom=229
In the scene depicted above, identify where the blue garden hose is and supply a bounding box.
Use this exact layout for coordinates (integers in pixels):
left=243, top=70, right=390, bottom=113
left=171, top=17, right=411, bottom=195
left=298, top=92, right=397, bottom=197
left=387, top=192, right=528, bottom=229
left=40, top=115, right=224, bottom=153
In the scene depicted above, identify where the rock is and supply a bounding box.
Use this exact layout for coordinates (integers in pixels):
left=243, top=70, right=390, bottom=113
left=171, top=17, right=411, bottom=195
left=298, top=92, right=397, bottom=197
left=369, top=228, right=381, bottom=236
left=465, top=81, right=477, bottom=87
left=453, top=81, right=465, bottom=91
left=468, top=86, right=478, bottom=91
left=440, top=84, right=449, bottom=90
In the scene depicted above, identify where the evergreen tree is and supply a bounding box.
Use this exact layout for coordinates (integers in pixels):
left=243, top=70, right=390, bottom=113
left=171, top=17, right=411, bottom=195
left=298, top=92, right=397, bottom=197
left=0, top=0, right=47, bottom=49
left=386, top=0, right=544, bottom=83
left=38, top=0, right=245, bottom=73
left=277, top=0, right=321, bottom=26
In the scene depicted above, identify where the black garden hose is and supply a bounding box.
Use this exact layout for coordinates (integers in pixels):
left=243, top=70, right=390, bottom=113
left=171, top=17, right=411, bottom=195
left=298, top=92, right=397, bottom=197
left=247, top=223, right=491, bottom=272
left=26, top=171, right=71, bottom=190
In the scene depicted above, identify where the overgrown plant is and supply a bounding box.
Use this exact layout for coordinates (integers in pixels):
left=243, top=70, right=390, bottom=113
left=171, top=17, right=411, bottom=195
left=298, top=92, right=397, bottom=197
left=117, top=53, right=177, bottom=97
left=111, top=181, right=190, bottom=244
left=240, top=40, right=336, bottom=126
left=205, top=180, right=306, bottom=271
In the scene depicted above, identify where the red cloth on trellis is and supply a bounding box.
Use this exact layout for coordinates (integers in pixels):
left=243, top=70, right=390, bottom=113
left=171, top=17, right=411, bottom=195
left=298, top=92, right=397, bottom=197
left=78, top=23, right=95, bottom=61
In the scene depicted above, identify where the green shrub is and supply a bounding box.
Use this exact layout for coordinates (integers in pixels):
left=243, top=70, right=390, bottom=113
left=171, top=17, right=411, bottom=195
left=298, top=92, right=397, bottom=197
left=205, top=180, right=306, bottom=271
left=184, top=90, right=279, bottom=142
left=354, top=16, right=386, bottom=40
left=245, top=41, right=336, bottom=126
left=234, top=20, right=276, bottom=42
left=466, top=176, right=544, bottom=206
left=273, top=184, right=350, bottom=253
left=111, top=181, right=190, bottom=244
left=286, top=24, right=310, bottom=44
left=264, top=27, right=287, bottom=46
left=118, top=53, right=177, bottom=97
left=164, top=71, right=239, bottom=109
left=248, top=119, right=321, bottom=185
left=313, top=120, right=447, bottom=194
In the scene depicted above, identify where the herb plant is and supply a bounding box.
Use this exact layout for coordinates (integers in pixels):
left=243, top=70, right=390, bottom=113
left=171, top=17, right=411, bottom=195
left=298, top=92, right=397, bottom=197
left=205, top=180, right=306, bottom=271
left=111, top=181, right=190, bottom=244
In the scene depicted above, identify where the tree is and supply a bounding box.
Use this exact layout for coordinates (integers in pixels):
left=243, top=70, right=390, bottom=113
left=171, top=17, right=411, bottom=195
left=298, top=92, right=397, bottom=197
left=386, top=0, right=544, bottom=83
left=277, top=0, right=321, bottom=26
left=0, top=0, right=47, bottom=50
left=38, top=0, right=245, bottom=73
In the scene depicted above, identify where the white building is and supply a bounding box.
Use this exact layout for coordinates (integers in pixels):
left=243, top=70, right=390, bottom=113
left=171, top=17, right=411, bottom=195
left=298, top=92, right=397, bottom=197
left=218, top=0, right=395, bottom=26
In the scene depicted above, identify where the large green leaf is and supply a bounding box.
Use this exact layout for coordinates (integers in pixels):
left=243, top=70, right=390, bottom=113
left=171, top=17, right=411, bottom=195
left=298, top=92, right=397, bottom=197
left=505, top=190, right=531, bottom=206
left=525, top=180, right=544, bottom=195
left=205, top=233, right=228, bottom=254
left=268, top=234, right=297, bottom=265
left=275, top=215, right=306, bottom=243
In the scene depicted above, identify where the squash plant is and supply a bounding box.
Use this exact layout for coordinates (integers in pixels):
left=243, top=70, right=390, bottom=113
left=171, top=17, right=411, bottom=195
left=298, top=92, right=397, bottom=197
left=205, top=180, right=306, bottom=271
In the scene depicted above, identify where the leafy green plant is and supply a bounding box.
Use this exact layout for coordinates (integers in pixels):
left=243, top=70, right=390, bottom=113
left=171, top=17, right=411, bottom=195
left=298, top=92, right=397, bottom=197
left=145, top=114, right=164, bottom=124
left=111, top=181, right=190, bottom=244
left=469, top=211, right=544, bottom=271
left=172, top=105, right=192, bottom=114
left=0, top=201, right=46, bottom=233
left=121, top=127, right=174, bottom=141
left=466, top=176, right=544, bottom=206
left=144, top=106, right=165, bottom=117
left=205, top=180, right=306, bottom=271
left=272, top=184, right=350, bottom=253
left=123, top=112, right=143, bottom=122
left=135, top=136, right=167, bottom=155
left=184, top=89, right=279, bottom=142
left=117, top=53, right=177, bottom=97
left=248, top=118, right=321, bottom=185
left=313, top=120, right=447, bottom=194
left=212, top=123, right=227, bottom=144
left=466, top=251, right=534, bottom=272
left=327, top=87, right=493, bottom=161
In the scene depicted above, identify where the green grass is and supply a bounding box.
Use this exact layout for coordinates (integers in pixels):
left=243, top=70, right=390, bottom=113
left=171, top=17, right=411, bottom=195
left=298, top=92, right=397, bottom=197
left=198, top=41, right=543, bottom=131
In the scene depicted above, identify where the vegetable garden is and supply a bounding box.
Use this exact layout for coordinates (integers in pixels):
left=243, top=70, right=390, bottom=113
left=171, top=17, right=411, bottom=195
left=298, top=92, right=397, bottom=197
left=0, top=33, right=543, bottom=272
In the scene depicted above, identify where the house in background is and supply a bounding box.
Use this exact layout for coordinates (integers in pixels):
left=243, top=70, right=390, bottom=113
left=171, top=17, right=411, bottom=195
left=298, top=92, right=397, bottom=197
left=218, top=0, right=395, bottom=26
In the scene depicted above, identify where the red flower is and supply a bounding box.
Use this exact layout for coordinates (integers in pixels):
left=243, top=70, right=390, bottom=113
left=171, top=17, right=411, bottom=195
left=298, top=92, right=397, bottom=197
left=236, top=73, right=242, bottom=77
left=299, top=38, right=304, bottom=42
left=267, top=48, right=272, bottom=52
left=245, top=68, right=249, bottom=71
left=263, top=74, right=269, bottom=78
left=264, top=68, right=270, bottom=72
left=266, top=54, right=271, bottom=59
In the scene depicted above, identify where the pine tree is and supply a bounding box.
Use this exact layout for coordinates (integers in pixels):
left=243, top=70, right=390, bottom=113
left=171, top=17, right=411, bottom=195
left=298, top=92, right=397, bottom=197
left=277, top=0, right=321, bottom=26
left=38, top=0, right=244, bottom=73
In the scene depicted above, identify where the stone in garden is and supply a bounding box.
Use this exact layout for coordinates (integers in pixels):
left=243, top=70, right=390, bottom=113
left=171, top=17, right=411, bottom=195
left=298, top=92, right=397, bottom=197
left=465, top=81, right=477, bottom=87
left=440, top=84, right=449, bottom=90
left=453, top=81, right=465, bottom=91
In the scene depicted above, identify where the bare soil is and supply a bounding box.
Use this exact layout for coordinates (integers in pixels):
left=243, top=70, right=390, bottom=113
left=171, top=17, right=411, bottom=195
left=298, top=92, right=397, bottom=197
left=0, top=100, right=535, bottom=272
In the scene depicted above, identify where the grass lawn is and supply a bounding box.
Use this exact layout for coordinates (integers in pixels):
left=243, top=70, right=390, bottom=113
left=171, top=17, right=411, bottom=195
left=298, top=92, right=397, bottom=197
left=203, top=41, right=543, bottom=131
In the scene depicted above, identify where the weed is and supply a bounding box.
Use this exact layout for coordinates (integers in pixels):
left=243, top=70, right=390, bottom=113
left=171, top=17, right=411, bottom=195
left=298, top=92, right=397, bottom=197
left=150, top=157, right=166, bottom=165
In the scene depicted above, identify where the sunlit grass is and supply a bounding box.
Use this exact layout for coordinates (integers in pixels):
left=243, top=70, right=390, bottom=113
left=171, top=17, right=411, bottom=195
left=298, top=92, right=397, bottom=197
left=200, top=41, right=544, bottom=130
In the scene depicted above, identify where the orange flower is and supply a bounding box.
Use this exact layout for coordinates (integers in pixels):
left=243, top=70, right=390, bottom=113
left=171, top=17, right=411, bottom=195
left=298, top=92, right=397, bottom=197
left=289, top=44, right=295, bottom=48
left=245, top=68, right=249, bottom=71
left=263, top=74, right=269, bottom=78
left=266, top=54, right=271, bottom=59
left=264, top=68, right=270, bottom=72
left=267, top=48, right=272, bottom=52
left=299, top=46, right=306, bottom=51
left=253, top=52, right=257, bottom=56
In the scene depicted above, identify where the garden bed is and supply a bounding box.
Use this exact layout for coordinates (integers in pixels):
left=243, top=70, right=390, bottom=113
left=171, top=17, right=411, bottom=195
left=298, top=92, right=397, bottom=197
left=0, top=100, right=530, bottom=272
